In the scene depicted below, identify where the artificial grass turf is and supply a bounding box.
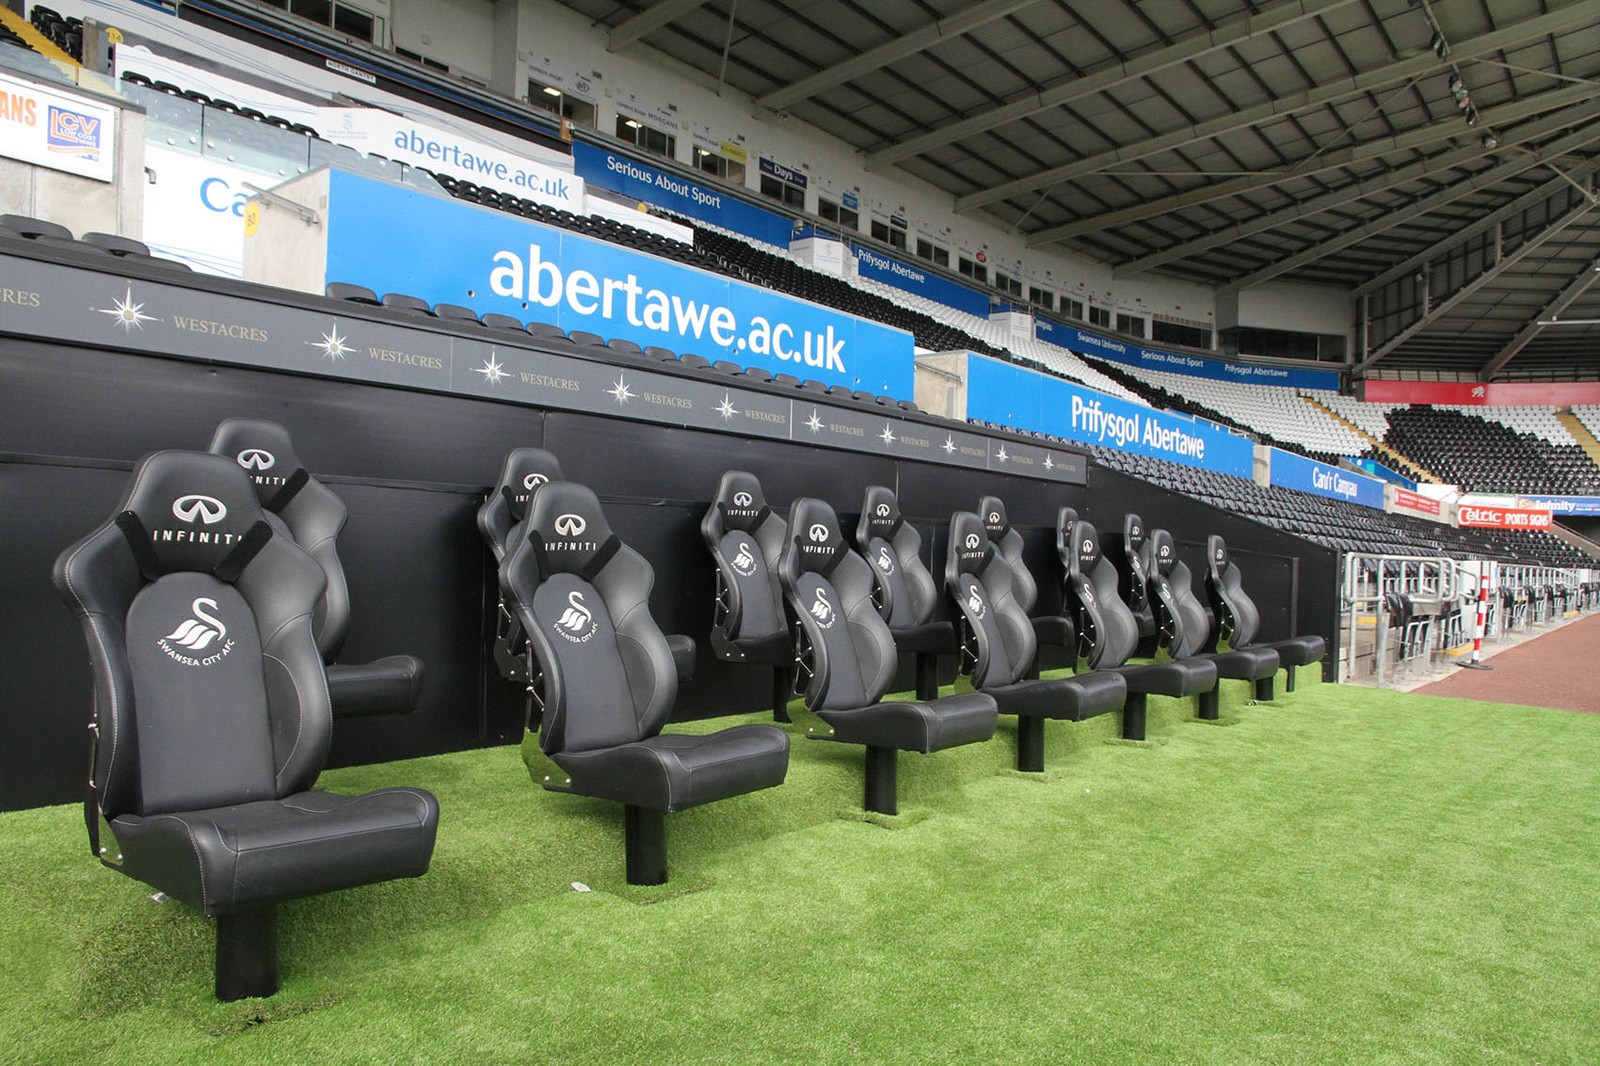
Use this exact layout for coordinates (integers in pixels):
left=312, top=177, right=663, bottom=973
left=6, top=671, right=1600, bottom=1063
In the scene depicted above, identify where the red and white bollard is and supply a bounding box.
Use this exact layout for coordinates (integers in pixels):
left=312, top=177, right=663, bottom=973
left=1461, top=563, right=1493, bottom=671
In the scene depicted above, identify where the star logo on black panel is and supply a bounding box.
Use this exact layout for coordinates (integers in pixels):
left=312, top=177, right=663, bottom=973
left=942, top=436, right=956, bottom=455
left=474, top=351, right=508, bottom=385
left=94, top=283, right=160, bottom=332
left=996, top=446, right=1009, bottom=463
left=879, top=423, right=896, bottom=446
left=1044, top=454, right=1055, bottom=471
left=716, top=393, right=738, bottom=420
left=607, top=373, right=635, bottom=404
left=308, top=322, right=353, bottom=361
left=804, top=408, right=824, bottom=434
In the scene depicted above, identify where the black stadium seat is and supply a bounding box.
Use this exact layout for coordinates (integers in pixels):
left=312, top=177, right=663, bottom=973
left=207, top=419, right=425, bottom=718
left=978, top=496, right=1073, bottom=674
left=381, top=292, right=435, bottom=316
left=1144, top=529, right=1280, bottom=713
left=52, top=451, right=438, bottom=1000
left=501, top=481, right=789, bottom=884
left=703, top=470, right=794, bottom=719
left=1061, top=519, right=1216, bottom=737
left=326, top=281, right=380, bottom=305
left=853, top=485, right=955, bottom=699
left=1204, top=535, right=1325, bottom=692
left=781, top=498, right=996, bottom=813
left=478, top=447, right=566, bottom=685
left=945, top=511, right=1126, bottom=770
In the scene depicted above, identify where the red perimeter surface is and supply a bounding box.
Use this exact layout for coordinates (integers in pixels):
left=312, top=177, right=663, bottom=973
left=1413, top=611, right=1600, bottom=714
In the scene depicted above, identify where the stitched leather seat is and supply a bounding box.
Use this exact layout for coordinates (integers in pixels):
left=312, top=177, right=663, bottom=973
left=1204, top=535, right=1326, bottom=693
left=207, top=419, right=422, bottom=718
left=702, top=471, right=794, bottom=718
left=1061, top=519, right=1216, bottom=738
left=978, top=496, right=1073, bottom=672
left=1145, top=529, right=1280, bottom=716
left=53, top=451, right=439, bottom=1000
left=781, top=499, right=996, bottom=814
left=480, top=449, right=694, bottom=684
left=502, top=481, right=788, bottom=884
left=855, top=485, right=956, bottom=699
left=946, top=512, right=1125, bottom=770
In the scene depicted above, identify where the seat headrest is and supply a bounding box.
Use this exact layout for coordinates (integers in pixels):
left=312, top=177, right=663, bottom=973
left=713, top=470, right=770, bottom=532
left=978, top=496, right=1009, bottom=539
left=788, top=498, right=850, bottom=575
left=1148, top=529, right=1178, bottom=576
left=948, top=511, right=993, bottom=577
left=1057, top=506, right=1078, bottom=530
left=494, top=447, right=565, bottom=521
left=1123, top=513, right=1146, bottom=551
left=859, top=485, right=901, bottom=538
left=117, top=451, right=272, bottom=578
left=1207, top=535, right=1228, bottom=574
left=1067, top=520, right=1100, bottom=578
left=207, top=418, right=304, bottom=508
left=523, top=482, right=617, bottom=577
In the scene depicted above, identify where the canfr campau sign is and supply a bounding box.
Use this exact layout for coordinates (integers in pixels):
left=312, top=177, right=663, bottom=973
left=1456, top=505, right=1553, bottom=530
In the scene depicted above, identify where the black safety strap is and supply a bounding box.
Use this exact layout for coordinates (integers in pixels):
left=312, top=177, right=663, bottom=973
left=527, top=531, right=621, bottom=584
left=114, top=511, right=161, bottom=583
left=501, top=484, right=525, bottom=521
left=115, top=512, right=272, bottom=583
left=794, top=535, right=851, bottom=576
left=718, top=501, right=771, bottom=532
left=212, top=521, right=273, bottom=583
left=265, top=467, right=310, bottom=513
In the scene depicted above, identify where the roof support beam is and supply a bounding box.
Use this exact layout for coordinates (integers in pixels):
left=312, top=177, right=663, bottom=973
left=1115, top=103, right=1600, bottom=277
left=959, top=5, right=1596, bottom=215
left=1352, top=158, right=1600, bottom=298
left=1480, top=257, right=1600, bottom=381
left=1215, top=120, right=1600, bottom=297
left=755, top=0, right=1038, bottom=113
left=1351, top=198, right=1598, bottom=376
left=866, top=0, right=1359, bottom=173
left=608, top=0, right=707, bottom=53
left=1025, top=83, right=1598, bottom=246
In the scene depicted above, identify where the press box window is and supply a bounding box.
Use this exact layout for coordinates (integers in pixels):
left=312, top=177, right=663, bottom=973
left=760, top=173, right=805, bottom=210
left=616, top=117, right=676, bottom=160
left=1088, top=306, right=1111, bottom=328
left=819, top=198, right=858, bottom=231
left=529, top=81, right=596, bottom=130
left=260, top=0, right=379, bottom=43
left=1028, top=286, right=1053, bottom=310
left=1061, top=297, right=1083, bottom=320
left=1116, top=313, right=1146, bottom=339
left=914, top=238, right=949, bottom=267
left=870, top=219, right=908, bottom=251
left=995, top=273, right=1022, bottom=298
left=958, top=256, right=987, bottom=285
left=695, top=148, right=745, bottom=183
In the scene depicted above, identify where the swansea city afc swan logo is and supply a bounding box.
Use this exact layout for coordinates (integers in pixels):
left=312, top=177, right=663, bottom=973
left=156, top=596, right=236, bottom=667
left=732, top=541, right=758, bottom=576
left=809, top=587, right=835, bottom=628
left=554, top=589, right=598, bottom=643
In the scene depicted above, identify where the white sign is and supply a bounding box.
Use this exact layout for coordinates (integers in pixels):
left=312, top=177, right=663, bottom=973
left=114, top=45, right=320, bottom=124
left=0, top=70, right=117, bottom=182
left=142, top=146, right=286, bottom=277
left=315, top=108, right=585, bottom=210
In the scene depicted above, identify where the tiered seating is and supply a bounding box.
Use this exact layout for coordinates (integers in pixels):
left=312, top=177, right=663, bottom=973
left=1572, top=405, right=1600, bottom=442
left=27, top=4, right=79, bottom=60
left=0, top=213, right=191, bottom=270
left=1385, top=406, right=1600, bottom=496
left=1121, top=368, right=1369, bottom=459
left=1310, top=390, right=1398, bottom=442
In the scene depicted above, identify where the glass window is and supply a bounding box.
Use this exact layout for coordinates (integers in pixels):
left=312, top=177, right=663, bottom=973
left=1088, top=306, right=1111, bottom=328
left=1116, top=313, right=1146, bottom=338
left=617, top=116, right=675, bottom=160
left=819, top=198, right=858, bottom=231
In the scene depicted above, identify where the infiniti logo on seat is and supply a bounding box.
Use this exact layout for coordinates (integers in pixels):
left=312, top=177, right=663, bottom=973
left=875, top=503, right=891, bottom=518
left=554, top=514, right=587, bottom=537
left=524, top=472, right=549, bottom=491
left=235, top=449, right=274, bottom=471
left=964, top=533, right=981, bottom=550
left=808, top=523, right=829, bottom=542
left=733, top=491, right=753, bottom=508
left=172, top=495, right=227, bottom=525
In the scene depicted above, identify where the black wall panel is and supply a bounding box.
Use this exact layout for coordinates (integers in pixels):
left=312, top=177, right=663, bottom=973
left=0, top=337, right=1338, bottom=810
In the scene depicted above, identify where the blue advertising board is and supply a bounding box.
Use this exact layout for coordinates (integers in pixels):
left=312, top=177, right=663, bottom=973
left=1517, top=495, right=1600, bottom=516
left=853, top=246, right=990, bottom=318
left=571, top=142, right=794, bottom=248
left=323, top=170, right=914, bottom=395
left=965, top=355, right=1254, bottom=478
left=1034, top=317, right=1342, bottom=391
left=1353, top=456, right=1417, bottom=492
left=1269, top=448, right=1384, bottom=509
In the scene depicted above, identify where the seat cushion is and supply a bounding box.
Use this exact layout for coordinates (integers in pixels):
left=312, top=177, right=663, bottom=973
left=816, top=691, right=996, bottom=753
left=1030, top=614, right=1075, bottom=648
left=554, top=725, right=790, bottom=812
left=1205, top=647, right=1280, bottom=682
left=1264, top=635, right=1325, bottom=668
left=325, top=655, right=424, bottom=718
left=1112, top=659, right=1218, bottom=698
left=889, top=620, right=957, bottom=655
left=110, top=787, right=440, bottom=916
left=985, top=670, right=1126, bottom=722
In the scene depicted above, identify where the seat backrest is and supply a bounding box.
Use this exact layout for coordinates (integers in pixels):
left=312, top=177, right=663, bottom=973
left=1051, top=506, right=1078, bottom=569
left=477, top=448, right=565, bottom=562
left=207, top=418, right=353, bottom=661
left=979, top=495, right=1036, bottom=613
left=1062, top=520, right=1141, bottom=668
left=1146, top=529, right=1212, bottom=657
left=501, top=482, right=674, bottom=754
left=779, top=498, right=897, bottom=711
left=855, top=485, right=938, bottom=629
left=1204, top=535, right=1261, bottom=649
left=52, top=451, right=330, bottom=818
left=944, top=511, right=1033, bottom=689
left=701, top=470, right=788, bottom=645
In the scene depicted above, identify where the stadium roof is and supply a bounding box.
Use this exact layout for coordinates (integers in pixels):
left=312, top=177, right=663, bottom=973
left=555, top=0, right=1600, bottom=380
